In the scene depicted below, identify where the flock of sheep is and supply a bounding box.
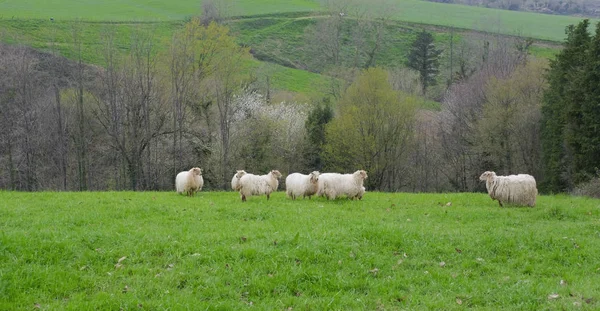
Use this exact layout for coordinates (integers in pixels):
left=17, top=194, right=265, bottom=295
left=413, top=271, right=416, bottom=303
left=176, top=168, right=368, bottom=202
left=175, top=167, right=538, bottom=207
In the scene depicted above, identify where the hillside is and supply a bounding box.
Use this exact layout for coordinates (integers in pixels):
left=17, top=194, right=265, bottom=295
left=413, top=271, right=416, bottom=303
left=0, top=0, right=582, bottom=98
left=0, top=18, right=334, bottom=96
left=1, top=0, right=597, bottom=41
left=0, top=11, right=560, bottom=97
left=226, top=13, right=560, bottom=74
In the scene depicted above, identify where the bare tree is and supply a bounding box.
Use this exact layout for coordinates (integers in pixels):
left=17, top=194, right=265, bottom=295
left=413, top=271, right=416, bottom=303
left=306, top=0, right=394, bottom=71
left=475, top=59, right=546, bottom=177
left=304, top=12, right=345, bottom=70
left=181, top=21, right=251, bottom=189
left=48, top=20, right=70, bottom=190
left=200, top=0, right=233, bottom=25
left=0, top=45, right=19, bottom=190
left=12, top=47, right=43, bottom=190
left=437, top=34, right=530, bottom=191
left=389, top=67, right=423, bottom=96
left=93, top=26, right=168, bottom=190
left=71, top=21, right=90, bottom=190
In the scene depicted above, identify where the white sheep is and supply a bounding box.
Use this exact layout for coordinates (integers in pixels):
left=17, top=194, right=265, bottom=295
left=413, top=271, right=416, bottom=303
left=285, top=171, right=320, bottom=200
left=238, top=170, right=282, bottom=202
left=175, top=167, right=204, bottom=196
left=319, top=170, right=368, bottom=200
left=231, top=170, right=247, bottom=191
left=316, top=173, right=338, bottom=197
left=479, top=171, right=537, bottom=207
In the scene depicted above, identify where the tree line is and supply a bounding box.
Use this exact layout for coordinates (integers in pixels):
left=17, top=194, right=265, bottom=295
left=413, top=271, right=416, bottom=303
left=0, top=11, right=598, bottom=196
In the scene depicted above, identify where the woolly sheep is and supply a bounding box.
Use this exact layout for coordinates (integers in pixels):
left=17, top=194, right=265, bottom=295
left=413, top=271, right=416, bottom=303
left=238, top=170, right=282, bottom=202
left=320, top=170, right=368, bottom=200
left=286, top=171, right=320, bottom=200
left=231, top=170, right=247, bottom=191
left=175, top=167, right=204, bottom=196
left=316, top=173, right=338, bottom=197
left=479, top=171, right=537, bottom=207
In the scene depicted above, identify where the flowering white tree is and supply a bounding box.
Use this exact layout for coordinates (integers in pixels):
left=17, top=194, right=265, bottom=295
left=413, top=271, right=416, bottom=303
left=228, top=90, right=309, bottom=175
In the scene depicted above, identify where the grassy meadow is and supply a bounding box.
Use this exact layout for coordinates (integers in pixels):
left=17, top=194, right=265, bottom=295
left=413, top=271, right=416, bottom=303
left=1, top=0, right=596, bottom=41
left=0, top=0, right=321, bottom=21
left=1, top=191, right=599, bottom=309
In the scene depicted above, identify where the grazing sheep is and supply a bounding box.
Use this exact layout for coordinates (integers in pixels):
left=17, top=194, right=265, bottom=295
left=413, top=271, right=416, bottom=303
left=238, top=170, right=282, bottom=202
left=286, top=171, right=320, bottom=200
left=316, top=173, right=339, bottom=197
left=175, top=167, right=204, bottom=196
left=479, top=171, right=537, bottom=207
left=231, top=170, right=247, bottom=191
left=320, top=170, right=368, bottom=200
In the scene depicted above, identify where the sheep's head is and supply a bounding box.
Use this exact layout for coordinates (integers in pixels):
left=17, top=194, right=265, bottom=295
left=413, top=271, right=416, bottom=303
left=479, top=171, right=495, bottom=182
left=270, top=170, right=282, bottom=179
left=309, top=171, right=320, bottom=183
left=355, top=170, right=368, bottom=180
left=235, top=170, right=246, bottom=179
left=191, top=167, right=202, bottom=175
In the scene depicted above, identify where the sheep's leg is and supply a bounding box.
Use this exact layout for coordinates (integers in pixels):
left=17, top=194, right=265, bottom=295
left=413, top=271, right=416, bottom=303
left=241, top=194, right=246, bottom=202
left=498, top=200, right=503, bottom=207
left=266, top=193, right=270, bottom=200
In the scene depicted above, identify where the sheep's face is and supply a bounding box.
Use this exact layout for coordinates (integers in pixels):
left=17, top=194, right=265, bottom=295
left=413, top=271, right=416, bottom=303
left=309, top=171, right=320, bottom=183
left=479, top=171, right=495, bottom=182
left=355, top=170, right=368, bottom=180
left=236, top=170, right=246, bottom=179
left=271, top=170, right=282, bottom=179
left=191, top=167, right=202, bottom=175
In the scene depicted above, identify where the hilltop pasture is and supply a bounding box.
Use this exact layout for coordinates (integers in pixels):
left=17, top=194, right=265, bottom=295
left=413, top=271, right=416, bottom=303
left=1, top=191, right=599, bottom=309
left=0, top=0, right=596, bottom=41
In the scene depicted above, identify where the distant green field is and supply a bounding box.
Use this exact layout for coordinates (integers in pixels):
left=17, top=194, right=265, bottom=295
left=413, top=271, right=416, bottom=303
left=391, top=0, right=595, bottom=42
left=1, top=0, right=596, bottom=41
left=0, top=18, right=330, bottom=95
left=228, top=16, right=417, bottom=72
left=0, top=0, right=321, bottom=21
left=1, top=191, right=599, bottom=309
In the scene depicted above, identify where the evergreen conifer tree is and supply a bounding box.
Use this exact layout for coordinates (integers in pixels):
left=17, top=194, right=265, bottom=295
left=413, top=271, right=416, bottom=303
left=541, top=20, right=590, bottom=192
left=406, top=30, right=442, bottom=95
left=304, top=99, right=334, bottom=170
left=573, top=22, right=600, bottom=182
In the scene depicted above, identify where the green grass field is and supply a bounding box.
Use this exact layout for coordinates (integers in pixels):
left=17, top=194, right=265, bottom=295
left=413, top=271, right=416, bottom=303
left=1, top=191, right=599, bottom=309
left=390, top=0, right=595, bottom=42
left=0, top=0, right=321, bottom=21
left=1, top=0, right=596, bottom=41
